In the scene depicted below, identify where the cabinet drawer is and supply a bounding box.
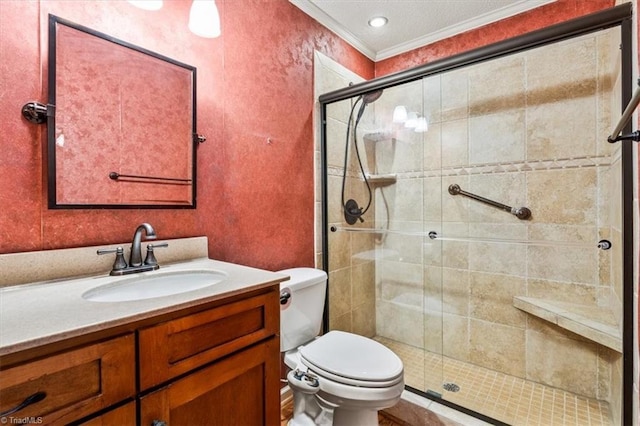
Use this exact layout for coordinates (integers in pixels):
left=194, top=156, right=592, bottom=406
left=139, top=290, right=278, bottom=389
left=0, top=334, right=135, bottom=425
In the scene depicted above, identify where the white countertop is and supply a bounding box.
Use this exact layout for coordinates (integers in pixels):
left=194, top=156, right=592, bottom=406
left=0, top=258, right=289, bottom=356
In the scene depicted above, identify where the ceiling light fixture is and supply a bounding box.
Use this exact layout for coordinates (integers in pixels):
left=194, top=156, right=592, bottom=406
left=392, top=106, right=408, bottom=123
left=189, top=0, right=221, bottom=38
left=414, top=117, right=429, bottom=133
left=127, top=0, right=163, bottom=11
left=404, top=112, right=419, bottom=128
left=368, top=16, right=388, bottom=28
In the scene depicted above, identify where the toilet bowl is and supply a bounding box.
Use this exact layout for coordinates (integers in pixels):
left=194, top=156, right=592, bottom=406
left=278, top=268, right=404, bottom=426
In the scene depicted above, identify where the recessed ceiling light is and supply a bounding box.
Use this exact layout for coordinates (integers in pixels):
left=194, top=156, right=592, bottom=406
left=368, top=16, right=388, bottom=28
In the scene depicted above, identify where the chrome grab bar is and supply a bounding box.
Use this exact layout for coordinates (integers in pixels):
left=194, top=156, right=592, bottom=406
left=448, top=184, right=531, bottom=220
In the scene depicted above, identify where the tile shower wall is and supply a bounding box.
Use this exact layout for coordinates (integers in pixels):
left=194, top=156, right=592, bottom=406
left=315, top=52, right=378, bottom=337
left=371, top=28, right=624, bottom=418
left=316, top=3, right=635, bottom=424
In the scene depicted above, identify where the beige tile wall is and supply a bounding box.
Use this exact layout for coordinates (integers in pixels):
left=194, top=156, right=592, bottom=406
left=314, top=51, right=377, bottom=337
left=367, top=29, right=624, bottom=408
left=316, top=24, right=627, bottom=424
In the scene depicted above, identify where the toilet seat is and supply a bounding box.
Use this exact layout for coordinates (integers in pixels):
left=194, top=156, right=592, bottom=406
left=299, top=331, right=403, bottom=388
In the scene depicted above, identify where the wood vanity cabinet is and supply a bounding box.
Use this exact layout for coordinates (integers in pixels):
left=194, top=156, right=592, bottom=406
left=140, top=338, right=280, bottom=425
left=78, top=402, right=137, bottom=425
left=138, top=290, right=280, bottom=426
left=0, top=286, right=280, bottom=426
left=0, top=334, right=135, bottom=425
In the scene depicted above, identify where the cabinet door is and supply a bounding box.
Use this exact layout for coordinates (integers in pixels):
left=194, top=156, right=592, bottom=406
left=0, top=334, right=135, bottom=425
left=140, top=337, right=280, bottom=426
left=76, top=402, right=136, bottom=425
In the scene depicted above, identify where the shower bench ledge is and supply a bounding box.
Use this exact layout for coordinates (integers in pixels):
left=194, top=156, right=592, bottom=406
left=513, top=296, right=621, bottom=353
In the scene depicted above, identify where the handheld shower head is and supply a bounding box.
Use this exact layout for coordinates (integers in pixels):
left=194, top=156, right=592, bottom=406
left=362, top=89, right=383, bottom=104
left=356, top=89, right=383, bottom=123
left=343, top=88, right=384, bottom=225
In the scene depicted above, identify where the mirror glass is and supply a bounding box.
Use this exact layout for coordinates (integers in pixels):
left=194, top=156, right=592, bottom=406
left=48, top=15, right=197, bottom=208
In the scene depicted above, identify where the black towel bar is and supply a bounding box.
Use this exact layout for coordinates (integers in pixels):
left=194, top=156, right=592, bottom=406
left=109, top=172, right=192, bottom=184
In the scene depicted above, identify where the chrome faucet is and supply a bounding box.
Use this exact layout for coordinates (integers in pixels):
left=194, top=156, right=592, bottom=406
left=129, top=223, right=157, bottom=267
left=97, top=223, right=168, bottom=276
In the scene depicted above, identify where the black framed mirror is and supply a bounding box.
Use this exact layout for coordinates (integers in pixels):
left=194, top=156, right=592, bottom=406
left=47, top=14, right=198, bottom=209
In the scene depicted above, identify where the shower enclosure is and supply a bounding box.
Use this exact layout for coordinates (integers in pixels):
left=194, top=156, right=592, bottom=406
left=319, top=5, right=633, bottom=426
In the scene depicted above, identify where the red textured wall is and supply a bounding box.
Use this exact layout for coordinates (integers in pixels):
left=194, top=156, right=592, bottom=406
left=0, top=0, right=623, bottom=272
left=0, top=0, right=373, bottom=270
left=375, top=0, right=614, bottom=77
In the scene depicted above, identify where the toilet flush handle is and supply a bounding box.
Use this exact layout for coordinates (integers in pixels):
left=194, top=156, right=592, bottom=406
left=280, top=289, right=291, bottom=305
left=293, top=369, right=319, bottom=388
left=289, top=369, right=320, bottom=392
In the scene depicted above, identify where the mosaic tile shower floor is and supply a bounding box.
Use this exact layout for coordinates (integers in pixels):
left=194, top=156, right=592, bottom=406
left=376, top=337, right=612, bottom=426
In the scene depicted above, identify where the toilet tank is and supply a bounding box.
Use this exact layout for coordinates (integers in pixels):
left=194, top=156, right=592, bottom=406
left=278, top=268, right=327, bottom=352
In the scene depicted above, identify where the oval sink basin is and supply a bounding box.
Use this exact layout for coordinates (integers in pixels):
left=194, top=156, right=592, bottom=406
left=82, top=270, right=227, bottom=302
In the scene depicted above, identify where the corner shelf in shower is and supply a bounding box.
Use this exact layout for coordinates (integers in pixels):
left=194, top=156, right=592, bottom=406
left=513, top=297, right=622, bottom=353
left=363, top=132, right=393, bottom=143
left=365, top=174, right=397, bottom=187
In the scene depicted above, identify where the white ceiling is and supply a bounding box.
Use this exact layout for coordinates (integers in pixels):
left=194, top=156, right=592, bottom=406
left=290, top=0, right=556, bottom=61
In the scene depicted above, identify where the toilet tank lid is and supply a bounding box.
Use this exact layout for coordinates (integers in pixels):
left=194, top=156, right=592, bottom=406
left=277, top=268, right=327, bottom=290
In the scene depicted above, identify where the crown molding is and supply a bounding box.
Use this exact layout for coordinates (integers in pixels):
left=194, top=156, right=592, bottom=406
left=290, top=0, right=377, bottom=60
left=375, top=0, right=556, bottom=61
left=291, top=0, right=556, bottom=63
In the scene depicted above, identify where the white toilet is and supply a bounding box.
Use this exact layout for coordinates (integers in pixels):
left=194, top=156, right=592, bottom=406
left=278, top=267, right=404, bottom=426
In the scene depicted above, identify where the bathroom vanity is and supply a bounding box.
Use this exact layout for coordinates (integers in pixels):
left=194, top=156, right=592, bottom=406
left=0, top=238, right=287, bottom=425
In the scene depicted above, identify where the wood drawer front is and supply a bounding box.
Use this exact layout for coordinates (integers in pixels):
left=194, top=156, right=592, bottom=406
left=140, top=337, right=281, bottom=426
left=0, top=334, right=135, bottom=425
left=139, top=290, right=278, bottom=389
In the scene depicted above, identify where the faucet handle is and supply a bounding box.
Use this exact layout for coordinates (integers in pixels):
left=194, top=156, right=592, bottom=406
left=97, top=247, right=128, bottom=272
left=144, top=243, right=168, bottom=267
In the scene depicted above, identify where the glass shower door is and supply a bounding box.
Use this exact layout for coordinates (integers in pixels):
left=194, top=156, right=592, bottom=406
left=371, top=79, right=440, bottom=395
left=323, top=79, right=443, bottom=398
left=433, top=28, right=623, bottom=425
left=321, top=13, right=628, bottom=425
